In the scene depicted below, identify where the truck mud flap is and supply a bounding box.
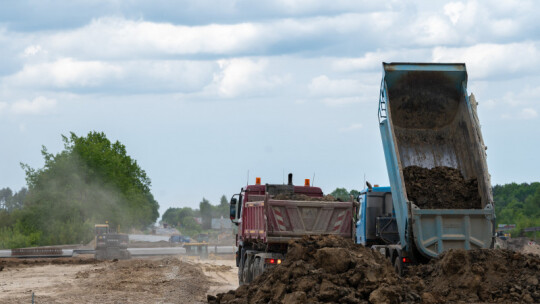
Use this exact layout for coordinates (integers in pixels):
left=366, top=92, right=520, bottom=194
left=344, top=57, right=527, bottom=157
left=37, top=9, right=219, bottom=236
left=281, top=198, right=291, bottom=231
left=411, top=204, right=495, bottom=258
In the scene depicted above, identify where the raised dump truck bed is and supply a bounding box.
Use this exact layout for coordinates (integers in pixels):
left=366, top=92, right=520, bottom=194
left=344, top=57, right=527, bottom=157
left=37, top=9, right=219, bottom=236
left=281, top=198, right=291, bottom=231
left=378, top=63, right=495, bottom=260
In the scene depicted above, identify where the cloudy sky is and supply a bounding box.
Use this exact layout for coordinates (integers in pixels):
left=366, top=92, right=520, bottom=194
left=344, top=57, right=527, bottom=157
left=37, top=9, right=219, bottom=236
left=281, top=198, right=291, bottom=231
left=1, top=0, right=539, bottom=216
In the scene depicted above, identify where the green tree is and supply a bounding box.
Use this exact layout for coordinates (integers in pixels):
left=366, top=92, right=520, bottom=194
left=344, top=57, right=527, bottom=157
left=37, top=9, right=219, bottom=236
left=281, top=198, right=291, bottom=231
left=161, top=206, right=202, bottom=236
left=14, top=131, right=159, bottom=247
left=493, top=182, right=540, bottom=238
left=330, top=188, right=359, bottom=202
left=162, top=207, right=195, bottom=227
left=199, top=198, right=213, bottom=230
left=350, top=190, right=360, bottom=201
left=0, top=187, right=13, bottom=210
left=0, top=187, right=26, bottom=212
left=217, top=195, right=229, bottom=218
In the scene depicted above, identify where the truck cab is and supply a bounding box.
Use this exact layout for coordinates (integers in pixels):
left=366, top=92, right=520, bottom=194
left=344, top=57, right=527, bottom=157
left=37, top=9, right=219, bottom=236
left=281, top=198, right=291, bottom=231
left=356, top=185, right=398, bottom=246
left=229, top=174, right=356, bottom=284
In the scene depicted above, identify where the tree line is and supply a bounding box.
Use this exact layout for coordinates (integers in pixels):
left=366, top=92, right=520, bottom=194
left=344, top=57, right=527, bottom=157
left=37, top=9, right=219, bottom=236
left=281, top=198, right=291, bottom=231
left=161, top=196, right=229, bottom=236
left=493, top=182, right=540, bottom=237
left=0, top=131, right=159, bottom=249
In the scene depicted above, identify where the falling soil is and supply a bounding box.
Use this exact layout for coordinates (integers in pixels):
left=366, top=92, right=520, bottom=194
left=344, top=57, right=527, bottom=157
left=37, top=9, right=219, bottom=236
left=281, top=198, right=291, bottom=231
left=388, top=71, right=461, bottom=129
left=209, top=236, right=540, bottom=303
left=403, top=166, right=482, bottom=209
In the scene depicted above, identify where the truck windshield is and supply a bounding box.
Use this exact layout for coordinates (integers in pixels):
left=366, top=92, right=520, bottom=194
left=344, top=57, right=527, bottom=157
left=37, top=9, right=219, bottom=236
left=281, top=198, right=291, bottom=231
left=95, top=227, right=108, bottom=235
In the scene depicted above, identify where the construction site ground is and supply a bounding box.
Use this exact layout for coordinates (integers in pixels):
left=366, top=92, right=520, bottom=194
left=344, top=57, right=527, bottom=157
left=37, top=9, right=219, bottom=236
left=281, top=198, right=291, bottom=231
left=2, top=238, right=539, bottom=303
left=0, top=254, right=238, bottom=304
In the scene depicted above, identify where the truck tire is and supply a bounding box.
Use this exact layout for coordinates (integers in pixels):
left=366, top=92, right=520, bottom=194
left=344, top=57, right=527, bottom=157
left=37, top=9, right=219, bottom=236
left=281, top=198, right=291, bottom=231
left=253, top=257, right=262, bottom=279
left=242, top=254, right=253, bottom=284
left=393, top=255, right=403, bottom=276
left=238, top=248, right=246, bottom=285
left=248, top=256, right=256, bottom=282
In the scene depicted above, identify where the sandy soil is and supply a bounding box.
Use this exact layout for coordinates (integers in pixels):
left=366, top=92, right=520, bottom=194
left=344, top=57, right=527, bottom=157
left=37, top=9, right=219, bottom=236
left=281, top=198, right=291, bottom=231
left=0, top=255, right=238, bottom=304
left=195, top=257, right=238, bottom=297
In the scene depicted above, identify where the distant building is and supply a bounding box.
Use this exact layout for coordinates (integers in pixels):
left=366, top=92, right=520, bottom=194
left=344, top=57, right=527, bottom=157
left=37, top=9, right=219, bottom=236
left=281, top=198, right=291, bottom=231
left=211, top=216, right=232, bottom=230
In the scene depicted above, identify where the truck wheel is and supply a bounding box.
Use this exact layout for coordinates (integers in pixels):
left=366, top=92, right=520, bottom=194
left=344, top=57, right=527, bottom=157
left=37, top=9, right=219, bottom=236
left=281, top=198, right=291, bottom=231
left=253, top=257, right=262, bottom=279
left=242, top=254, right=253, bottom=284
left=393, top=256, right=403, bottom=276
left=238, top=249, right=246, bottom=285
left=249, top=257, right=256, bottom=281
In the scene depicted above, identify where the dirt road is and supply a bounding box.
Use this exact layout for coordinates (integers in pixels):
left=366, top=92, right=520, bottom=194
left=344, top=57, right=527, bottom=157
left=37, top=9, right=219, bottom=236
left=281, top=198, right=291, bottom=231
left=0, top=255, right=238, bottom=304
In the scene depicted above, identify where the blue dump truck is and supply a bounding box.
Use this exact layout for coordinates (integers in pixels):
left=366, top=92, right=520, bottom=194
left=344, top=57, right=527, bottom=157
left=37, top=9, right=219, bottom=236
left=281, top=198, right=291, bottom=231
left=357, top=63, right=495, bottom=274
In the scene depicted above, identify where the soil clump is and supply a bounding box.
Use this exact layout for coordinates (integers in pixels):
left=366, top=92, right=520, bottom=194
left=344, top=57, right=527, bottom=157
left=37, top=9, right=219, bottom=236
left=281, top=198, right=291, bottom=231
left=412, top=249, right=540, bottom=303
left=403, top=166, right=482, bottom=209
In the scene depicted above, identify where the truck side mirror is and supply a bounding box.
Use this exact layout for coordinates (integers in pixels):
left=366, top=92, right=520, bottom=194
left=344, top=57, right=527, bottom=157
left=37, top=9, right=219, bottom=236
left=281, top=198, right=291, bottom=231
left=230, top=198, right=238, bottom=221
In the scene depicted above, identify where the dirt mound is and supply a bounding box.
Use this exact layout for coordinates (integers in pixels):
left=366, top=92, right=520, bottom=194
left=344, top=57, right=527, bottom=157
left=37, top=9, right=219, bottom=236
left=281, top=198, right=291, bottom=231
left=413, top=249, right=540, bottom=303
left=522, top=243, right=540, bottom=256
left=208, top=235, right=409, bottom=304
left=0, top=256, right=100, bottom=268
left=403, top=166, right=482, bottom=209
left=208, top=236, right=540, bottom=304
left=274, top=194, right=337, bottom=201
left=205, top=264, right=233, bottom=272
left=75, top=257, right=211, bottom=303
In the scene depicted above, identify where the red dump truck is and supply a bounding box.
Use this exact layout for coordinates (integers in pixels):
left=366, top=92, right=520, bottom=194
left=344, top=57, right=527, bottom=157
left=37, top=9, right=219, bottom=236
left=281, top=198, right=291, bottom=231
left=229, top=174, right=356, bottom=284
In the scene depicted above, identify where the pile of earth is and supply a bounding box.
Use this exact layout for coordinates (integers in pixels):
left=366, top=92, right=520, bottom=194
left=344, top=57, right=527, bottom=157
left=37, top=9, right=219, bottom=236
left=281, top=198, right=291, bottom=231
left=0, top=256, right=100, bottom=268
left=208, top=235, right=414, bottom=304
left=413, top=248, right=540, bottom=303
left=208, top=236, right=540, bottom=304
left=403, top=166, right=482, bottom=209
left=274, top=193, right=338, bottom=202
left=508, top=237, right=540, bottom=253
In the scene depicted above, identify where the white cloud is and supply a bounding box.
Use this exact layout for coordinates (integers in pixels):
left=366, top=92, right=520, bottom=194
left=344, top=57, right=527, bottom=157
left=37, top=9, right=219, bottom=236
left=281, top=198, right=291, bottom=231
left=432, top=43, right=540, bottom=80
left=10, top=96, right=57, bottom=115
left=520, top=108, right=537, bottom=119
left=411, top=15, right=458, bottom=46
left=213, top=58, right=285, bottom=98
left=3, top=13, right=395, bottom=61
left=444, top=2, right=465, bottom=25
left=4, top=58, right=217, bottom=93
left=45, top=18, right=260, bottom=58
left=333, top=49, right=430, bottom=72
left=22, top=45, right=43, bottom=57
left=6, top=58, right=122, bottom=89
